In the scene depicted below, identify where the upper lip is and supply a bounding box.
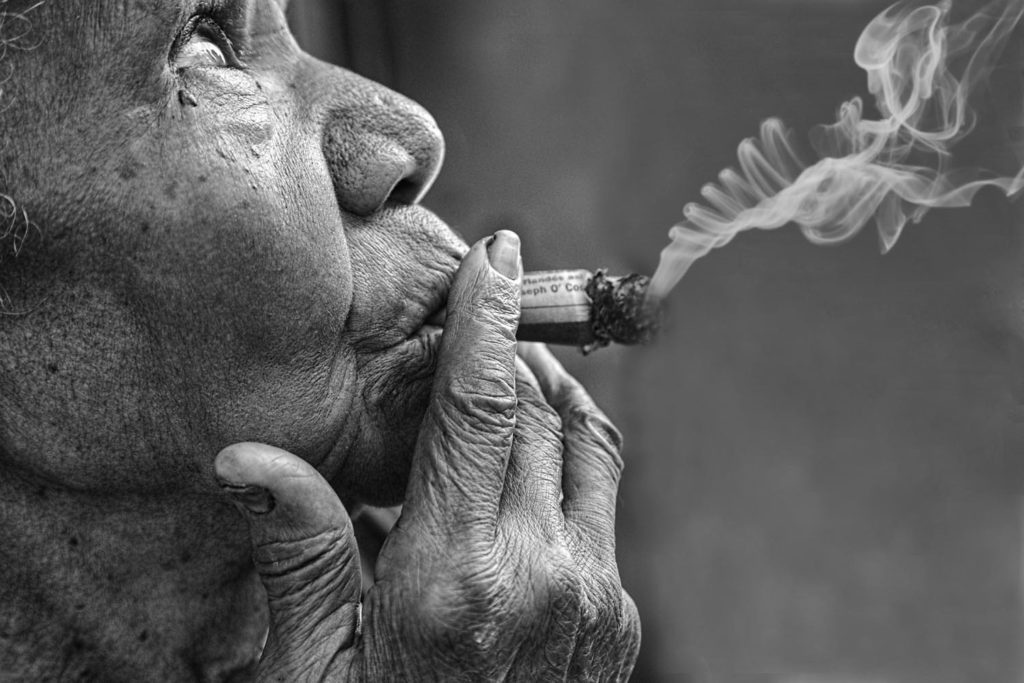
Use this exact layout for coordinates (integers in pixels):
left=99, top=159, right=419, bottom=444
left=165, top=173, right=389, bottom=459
left=342, top=204, right=465, bottom=347
left=392, top=207, right=464, bottom=337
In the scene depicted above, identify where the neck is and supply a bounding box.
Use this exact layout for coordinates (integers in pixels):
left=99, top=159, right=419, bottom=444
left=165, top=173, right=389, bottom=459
left=0, top=462, right=268, bottom=682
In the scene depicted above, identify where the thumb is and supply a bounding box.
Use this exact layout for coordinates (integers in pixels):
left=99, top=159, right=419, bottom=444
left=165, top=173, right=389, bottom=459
left=215, top=442, right=362, bottom=681
left=401, top=229, right=523, bottom=524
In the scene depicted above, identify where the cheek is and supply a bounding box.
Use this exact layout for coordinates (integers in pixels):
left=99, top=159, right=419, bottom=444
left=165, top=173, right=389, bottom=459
left=116, top=140, right=357, bottom=457
left=133, top=159, right=349, bottom=352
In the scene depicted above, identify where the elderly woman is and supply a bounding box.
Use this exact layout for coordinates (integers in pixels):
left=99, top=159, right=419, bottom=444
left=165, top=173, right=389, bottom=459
left=0, top=1, right=640, bottom=680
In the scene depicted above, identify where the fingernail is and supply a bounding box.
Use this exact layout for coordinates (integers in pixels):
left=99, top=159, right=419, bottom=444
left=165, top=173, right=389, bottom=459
left=487, top=230, right=520, bottom=279
left=218, top=481, right=276, bottom=515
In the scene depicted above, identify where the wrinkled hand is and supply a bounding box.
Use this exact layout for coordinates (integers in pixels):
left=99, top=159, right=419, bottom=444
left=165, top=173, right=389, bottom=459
left=215, top=232, right=641, bottom=682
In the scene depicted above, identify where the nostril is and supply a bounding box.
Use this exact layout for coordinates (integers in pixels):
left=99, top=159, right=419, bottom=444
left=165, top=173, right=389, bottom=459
left=388, top=177, right=423, bottom=206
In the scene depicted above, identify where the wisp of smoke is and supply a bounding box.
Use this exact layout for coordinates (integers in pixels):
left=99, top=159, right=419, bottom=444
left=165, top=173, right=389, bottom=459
left=648, top=0, right=1024, bottom=302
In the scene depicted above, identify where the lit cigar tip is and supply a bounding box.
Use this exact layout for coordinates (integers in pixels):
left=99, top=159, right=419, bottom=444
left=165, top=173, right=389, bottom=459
left=587, top=270, right=661, bottom=349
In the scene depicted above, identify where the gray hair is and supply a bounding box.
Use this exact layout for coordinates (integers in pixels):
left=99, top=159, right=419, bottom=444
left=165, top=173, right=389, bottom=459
left=0, top=2, right=44, bottom=315
left=0, top=2, right=44, bottom=61
left=0, top=1, right=43, bottom=266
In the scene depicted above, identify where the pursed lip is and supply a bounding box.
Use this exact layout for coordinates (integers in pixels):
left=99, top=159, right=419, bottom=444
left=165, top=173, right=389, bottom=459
left=343, top=203, right=466, bottom=350
left=314, top=205, right=466, bottom=498
left=409, top=270, right=451, bottom=338
left=401, top=240, right=459, bottom=341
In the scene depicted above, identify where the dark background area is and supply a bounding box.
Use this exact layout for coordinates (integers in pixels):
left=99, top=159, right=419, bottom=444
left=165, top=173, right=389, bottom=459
left=288, top=2, right=1024, bottom=681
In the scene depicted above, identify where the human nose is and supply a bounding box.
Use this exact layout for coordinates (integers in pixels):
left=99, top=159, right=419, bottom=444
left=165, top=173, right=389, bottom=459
left=317, top=71, right=445, bottom=217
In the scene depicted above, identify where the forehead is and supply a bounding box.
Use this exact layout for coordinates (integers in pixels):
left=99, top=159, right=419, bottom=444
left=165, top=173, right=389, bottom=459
left=31, top=0, right=291, bottom=33
left=28, top=0, right=295, bottom=47
left=36, top=1, right=182, bottom=26
left=21, top=0, right=284, bottom=66
left=41, top=1, right=204, bottom=26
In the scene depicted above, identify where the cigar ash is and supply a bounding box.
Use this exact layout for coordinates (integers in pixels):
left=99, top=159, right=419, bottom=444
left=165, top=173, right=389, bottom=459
left=586, top=270, right=659, bottom=351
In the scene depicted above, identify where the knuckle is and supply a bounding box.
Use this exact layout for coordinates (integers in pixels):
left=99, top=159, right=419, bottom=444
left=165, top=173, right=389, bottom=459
left=566, top=408, right=625, bottom=477
left=553, top=380, right=621, bottom=447
left=405, top=556, right=521, bottom=666
left=440, top=373, right=517, bottom=426
left=253, top=526, right=358, bottom=606
left=571, top=559, right=628, bottom=633
left=478, top=273, right=521, bottom=319
left=450, top=269, right=520, bottom=329
left=515, top=390, right=563, bottom=442
left=569, top=406, right=624, bottom=454
left=547, top=552, right=639, bottom=679
left=618, top=591, right=643, bottom=676
left=253, top=526, right=352, bottom=577
left=543, top=563, right=587, bottom=625
left=621, top=590, right=642, bottom=643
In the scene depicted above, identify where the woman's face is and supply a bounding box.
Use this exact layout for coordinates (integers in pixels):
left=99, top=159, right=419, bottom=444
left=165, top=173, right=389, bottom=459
left=0, top=0, right=461, bottom=504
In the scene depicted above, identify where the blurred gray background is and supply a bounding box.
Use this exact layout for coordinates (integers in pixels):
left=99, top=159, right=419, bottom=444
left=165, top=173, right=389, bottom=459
left=288, top=1, right=1024, bottom=681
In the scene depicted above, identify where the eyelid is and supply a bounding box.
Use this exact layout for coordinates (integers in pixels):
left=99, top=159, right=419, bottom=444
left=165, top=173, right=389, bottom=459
left=171, top=14, right=246, bottom=70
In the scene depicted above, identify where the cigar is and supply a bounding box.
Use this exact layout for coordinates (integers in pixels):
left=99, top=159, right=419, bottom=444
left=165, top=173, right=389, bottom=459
left=516, top=269, right=661, bottom=353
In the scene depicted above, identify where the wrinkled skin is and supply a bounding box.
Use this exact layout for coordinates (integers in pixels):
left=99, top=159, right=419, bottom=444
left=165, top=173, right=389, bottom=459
left=0, top=1, right=640, bottom=680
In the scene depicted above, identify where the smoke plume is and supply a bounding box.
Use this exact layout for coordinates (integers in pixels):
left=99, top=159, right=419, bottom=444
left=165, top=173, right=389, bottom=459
left=648, top=0, right=1024, bottom=302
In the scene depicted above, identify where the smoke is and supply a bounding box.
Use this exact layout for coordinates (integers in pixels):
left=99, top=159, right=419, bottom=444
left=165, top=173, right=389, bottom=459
left=648, top=0, right=1024, bottom=302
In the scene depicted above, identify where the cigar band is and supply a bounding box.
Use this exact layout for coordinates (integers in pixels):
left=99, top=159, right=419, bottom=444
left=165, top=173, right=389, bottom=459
left=520, top=270, right=592, bottom=324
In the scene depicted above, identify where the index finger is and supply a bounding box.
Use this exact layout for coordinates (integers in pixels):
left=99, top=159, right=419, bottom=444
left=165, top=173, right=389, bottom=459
left=402, top=231, right=522, bottom=528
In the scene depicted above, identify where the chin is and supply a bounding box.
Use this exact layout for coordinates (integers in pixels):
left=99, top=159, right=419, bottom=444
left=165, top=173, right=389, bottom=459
left=331, top=367, right=436, bottom=507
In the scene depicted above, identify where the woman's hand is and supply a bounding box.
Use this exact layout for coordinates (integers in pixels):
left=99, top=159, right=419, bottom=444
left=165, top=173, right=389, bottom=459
left=215, top=231, right=641, bottom=681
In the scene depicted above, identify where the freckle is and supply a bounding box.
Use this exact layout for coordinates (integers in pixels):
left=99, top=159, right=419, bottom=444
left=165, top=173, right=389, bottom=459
left=46, top=363, right=58, bottom=374
left=74, top=603, right=85, bottom=611
left=179, top=550, right=192, bottom=563
left=178, top=89, right=199, bottom=107
left=138, top=630, right=149, bottom=642
left=197, top=174, right=207, bottom=183
left=139, top=222, right=150, bottom=234
left=68, top=536, right=79, bottom=548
